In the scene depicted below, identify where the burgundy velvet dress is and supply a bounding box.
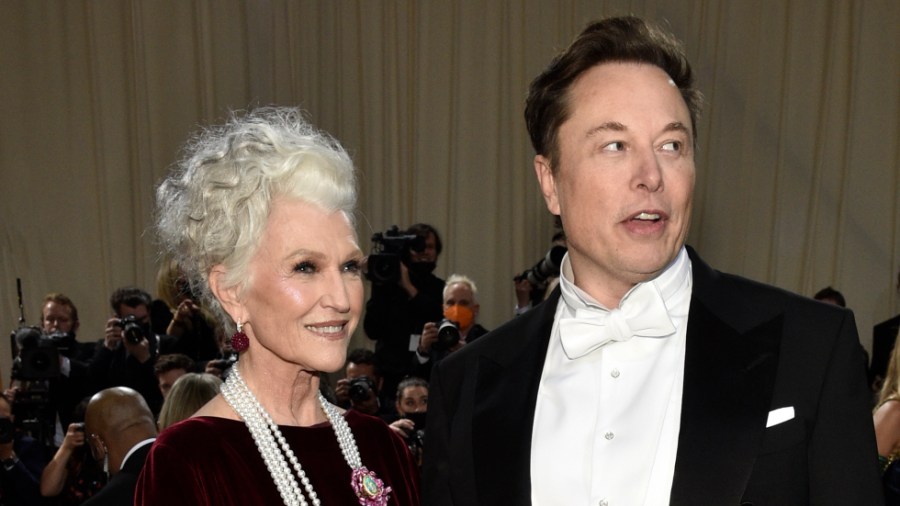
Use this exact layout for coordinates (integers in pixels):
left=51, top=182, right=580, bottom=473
left=135, top=409, right=420, bottom=505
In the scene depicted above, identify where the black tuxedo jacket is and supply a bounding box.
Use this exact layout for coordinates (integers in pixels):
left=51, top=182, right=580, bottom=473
left=423, top=247, right=883, bottom=505
left=82, top=441, right=152, bottom=506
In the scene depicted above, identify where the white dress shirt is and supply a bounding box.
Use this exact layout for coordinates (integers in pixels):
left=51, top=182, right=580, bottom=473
left=531, top=248, right=693, bottom=506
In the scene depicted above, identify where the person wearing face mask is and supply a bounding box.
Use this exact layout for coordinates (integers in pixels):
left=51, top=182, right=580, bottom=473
left=89, top=287, right=177, bottom=416
left=364, top=223, right=445, bottom=407
left=388, top=377, right=429, bottom=470
left=415, top=275, right=490, bottom=378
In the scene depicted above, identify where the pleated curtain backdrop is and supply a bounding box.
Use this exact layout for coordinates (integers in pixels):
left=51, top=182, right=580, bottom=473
left=1, top=0, right=898, bottom=379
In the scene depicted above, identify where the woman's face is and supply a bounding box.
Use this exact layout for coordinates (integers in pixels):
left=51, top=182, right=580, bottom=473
left=396, top=385, right=428, bottom=415
left=239, top=198, right=364, bottom=373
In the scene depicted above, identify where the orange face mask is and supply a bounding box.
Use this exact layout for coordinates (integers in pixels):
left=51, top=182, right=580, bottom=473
left=443, top=304, right=474, bottom=331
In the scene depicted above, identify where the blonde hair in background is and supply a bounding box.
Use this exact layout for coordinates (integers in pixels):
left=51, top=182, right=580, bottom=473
left=878, top=328, right=900, bottom=407
left=158, top=373, right=223, bottom=430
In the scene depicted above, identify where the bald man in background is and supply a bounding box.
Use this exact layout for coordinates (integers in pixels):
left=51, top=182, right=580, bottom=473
left=82, top=387, right=157, bottom=506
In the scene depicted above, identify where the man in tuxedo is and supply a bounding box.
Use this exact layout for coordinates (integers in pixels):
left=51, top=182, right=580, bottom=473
left=422, top=16, right=882, bottom=505
left=82, top=387, right=156, bottom=506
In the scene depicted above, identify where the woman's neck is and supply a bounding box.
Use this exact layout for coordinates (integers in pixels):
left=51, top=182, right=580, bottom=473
left=237, top=354, right=326, bottom=426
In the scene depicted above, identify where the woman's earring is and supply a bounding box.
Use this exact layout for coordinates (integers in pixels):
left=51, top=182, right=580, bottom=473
left=231, top=321, right=249, bottom=353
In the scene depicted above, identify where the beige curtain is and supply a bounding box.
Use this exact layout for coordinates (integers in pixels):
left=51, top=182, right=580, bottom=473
left=1, top=0, right=898, bottom=378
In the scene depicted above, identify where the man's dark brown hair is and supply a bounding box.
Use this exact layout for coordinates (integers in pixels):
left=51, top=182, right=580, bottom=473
left=524, top=16, right=703, bottom=169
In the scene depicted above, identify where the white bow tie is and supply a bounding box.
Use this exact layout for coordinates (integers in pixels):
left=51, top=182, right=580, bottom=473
left=558, top=282, right=676, bottom=359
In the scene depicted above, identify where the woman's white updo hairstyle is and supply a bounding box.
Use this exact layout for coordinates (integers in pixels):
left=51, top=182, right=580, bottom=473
left=155, top=106, right=357, bottom=333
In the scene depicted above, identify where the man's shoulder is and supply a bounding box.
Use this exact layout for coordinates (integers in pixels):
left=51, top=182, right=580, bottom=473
left=441, top=294, right=558, bottom=371
left=690, top=247, right=846, bottom=315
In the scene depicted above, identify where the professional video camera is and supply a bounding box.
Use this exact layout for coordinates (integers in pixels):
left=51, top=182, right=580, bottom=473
left=365, top=225, right=426, bottom=284
left=6, top=278, right=60, bottom=447
left=10, top=326, right=63, bottom=380
left=515, top=245, right=567, bottom=290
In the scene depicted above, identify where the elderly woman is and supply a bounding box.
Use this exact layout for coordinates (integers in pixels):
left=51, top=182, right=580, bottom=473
left=135, top=107, right=419, bottom=505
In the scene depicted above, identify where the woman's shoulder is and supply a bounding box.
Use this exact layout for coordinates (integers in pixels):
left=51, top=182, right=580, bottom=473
left=876, top=397, right=900, bottom=418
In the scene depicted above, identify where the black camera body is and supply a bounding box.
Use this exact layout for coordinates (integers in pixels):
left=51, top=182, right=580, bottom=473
left=365, top=226, right=426, bottom=284
left=435, top=319, right=461, bottom=352
left=348, top=376, right=377, bottom=403
left=114, top=315, right=145, bottom=344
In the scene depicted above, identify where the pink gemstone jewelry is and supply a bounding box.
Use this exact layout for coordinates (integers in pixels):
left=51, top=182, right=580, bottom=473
left=221, top=361, right=391, bottom=506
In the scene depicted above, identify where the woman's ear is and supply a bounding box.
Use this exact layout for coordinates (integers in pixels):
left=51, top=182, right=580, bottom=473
left=209, top=265, right=243, bottom=322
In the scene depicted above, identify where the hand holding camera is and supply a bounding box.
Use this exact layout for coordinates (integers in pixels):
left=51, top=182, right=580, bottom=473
left=105, top=316, right=151, bottom=362
left=60, top=422, right=86, bottom=453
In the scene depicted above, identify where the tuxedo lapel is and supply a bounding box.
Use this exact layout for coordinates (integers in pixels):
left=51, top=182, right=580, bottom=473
left=669, top=249, right=782, bottom=504
left=470, top=290, right=559, bottom=505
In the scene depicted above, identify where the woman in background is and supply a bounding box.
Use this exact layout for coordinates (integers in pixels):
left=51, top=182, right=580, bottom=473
left=157, top=373, right=221, bottom=431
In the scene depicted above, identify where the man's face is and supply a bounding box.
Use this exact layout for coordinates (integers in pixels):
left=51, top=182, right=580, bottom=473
left=443, top=282, right=479, bottom=330
left=346, top=361, right=383, bottom=394
left=158, top=368, right=187, bottom=398
left=410, top=232, right=438, bottom=263
left=535, top=62, right=695, bottom=306
left=117, top=303, right=151, bottom=326
left=346, top=362, right=377, bottom=382
left=42, top=301, right=78, bottom=334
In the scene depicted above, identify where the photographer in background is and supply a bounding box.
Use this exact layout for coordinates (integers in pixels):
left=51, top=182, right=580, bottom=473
left=415, top=274, right=489, bottom=379
left=151, top=258, right=223, bottom=363
left=7, top=293, right=96, bottom=448
left=0, top=393, right=47, bottom=505
left=334, top=349, right=394, bottom=419
left=89, top=287, right=174, bottom=416
left=364, top=223, right=445, bottom=406
left=387, top=377, right=428, bottom=470
left=513, top=230, right=567, bottom=316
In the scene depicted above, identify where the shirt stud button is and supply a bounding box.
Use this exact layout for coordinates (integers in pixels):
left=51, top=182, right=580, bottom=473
left=604, top=431, right=614, bottom=440
left=611, top=369, right=620, bottom=378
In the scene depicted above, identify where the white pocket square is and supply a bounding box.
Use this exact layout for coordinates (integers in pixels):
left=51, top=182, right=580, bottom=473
left=766, top=406, right=795, bottom=428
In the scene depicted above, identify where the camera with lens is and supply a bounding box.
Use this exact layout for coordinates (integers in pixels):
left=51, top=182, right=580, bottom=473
left=402, top=411, right=427, bottom=462
left=515, top=245, right=567, bottom=290
left=434, top=319, right=461, bottom=352
left=348, top=376, right=377, bottom=403
left=114, top=315, right=146, bottom=344
left=365, top=225, right=426, bottom=284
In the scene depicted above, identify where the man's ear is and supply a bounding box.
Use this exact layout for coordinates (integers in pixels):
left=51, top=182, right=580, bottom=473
left=534, top=155, right=560, bottom=215
left=208, top=265, right=243, bottom=322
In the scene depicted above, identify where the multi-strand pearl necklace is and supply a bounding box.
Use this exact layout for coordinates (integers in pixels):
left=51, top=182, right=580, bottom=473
left=221, top=362, right=391, bottom=506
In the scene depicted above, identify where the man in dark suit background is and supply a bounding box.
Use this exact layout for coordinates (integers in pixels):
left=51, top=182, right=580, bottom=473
left=423, top=16, right=882, bottom=505
left=82, top=387, right=156, bottom=506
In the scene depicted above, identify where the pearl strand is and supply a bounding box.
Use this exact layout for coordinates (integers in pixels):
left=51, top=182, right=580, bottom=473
left=221, top=362, right=374, bottom=506
left=221, top=367, right=310, bottom=505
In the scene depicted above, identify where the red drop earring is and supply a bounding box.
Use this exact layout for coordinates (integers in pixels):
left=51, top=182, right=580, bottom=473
left=231, top=321, right=249, bottom=353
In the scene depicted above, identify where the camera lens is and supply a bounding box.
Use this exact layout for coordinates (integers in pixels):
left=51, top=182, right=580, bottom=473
left=435, top=320, right=460, bottom=351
